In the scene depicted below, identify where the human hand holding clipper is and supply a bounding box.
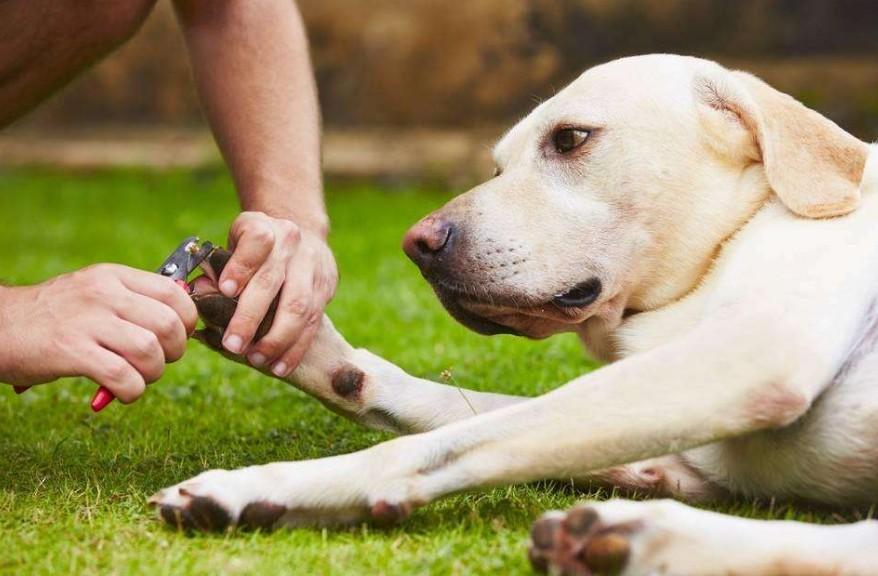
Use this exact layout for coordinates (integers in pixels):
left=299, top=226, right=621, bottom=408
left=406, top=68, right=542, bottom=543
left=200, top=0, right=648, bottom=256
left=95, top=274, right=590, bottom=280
left=4, top=237, right=208, bottom=411
left=89, top=237, right=215, bottom=411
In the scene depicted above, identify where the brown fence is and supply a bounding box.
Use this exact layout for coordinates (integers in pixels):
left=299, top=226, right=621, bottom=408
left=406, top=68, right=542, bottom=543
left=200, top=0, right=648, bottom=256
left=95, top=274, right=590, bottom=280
left=12, top=0, right=878, bottom=139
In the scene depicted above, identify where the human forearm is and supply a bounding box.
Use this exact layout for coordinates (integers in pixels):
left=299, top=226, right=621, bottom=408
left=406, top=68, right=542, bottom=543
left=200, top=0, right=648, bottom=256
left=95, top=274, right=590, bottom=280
left=174, top=0, right=326, bottom=235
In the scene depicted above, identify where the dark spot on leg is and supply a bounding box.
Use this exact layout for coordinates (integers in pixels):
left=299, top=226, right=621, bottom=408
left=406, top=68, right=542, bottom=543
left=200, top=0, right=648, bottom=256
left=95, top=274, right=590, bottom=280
left=369, top=500, right=411, bottom=526
left=239, top=501, right=288, bottom=531
left=331, top=366, right=364, bottom=398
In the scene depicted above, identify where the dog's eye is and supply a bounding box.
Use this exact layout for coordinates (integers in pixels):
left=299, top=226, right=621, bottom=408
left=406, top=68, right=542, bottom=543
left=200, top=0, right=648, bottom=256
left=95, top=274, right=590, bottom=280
left=552, top=128, right=590, bottom=154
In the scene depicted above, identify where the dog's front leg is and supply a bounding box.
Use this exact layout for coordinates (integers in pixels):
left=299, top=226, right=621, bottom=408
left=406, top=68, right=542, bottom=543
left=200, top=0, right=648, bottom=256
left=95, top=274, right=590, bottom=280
left=193, top=286, right=523, bottom=434
left=194, top=288, right=710, bottom=499
left=151, top=303, right=839, bottom=531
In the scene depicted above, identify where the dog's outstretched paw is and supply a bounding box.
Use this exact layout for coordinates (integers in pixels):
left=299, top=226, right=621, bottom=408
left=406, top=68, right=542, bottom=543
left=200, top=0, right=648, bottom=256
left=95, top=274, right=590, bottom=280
left=149, top=458, right=414, bottom=532
left=149, top=469, right=289, bottom=532
left=149, top=489, right=233, bottom=532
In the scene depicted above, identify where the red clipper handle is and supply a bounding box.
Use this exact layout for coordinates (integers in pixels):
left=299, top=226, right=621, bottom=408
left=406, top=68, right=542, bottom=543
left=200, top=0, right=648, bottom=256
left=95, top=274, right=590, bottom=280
left=90, top=278, right=190, bottom=412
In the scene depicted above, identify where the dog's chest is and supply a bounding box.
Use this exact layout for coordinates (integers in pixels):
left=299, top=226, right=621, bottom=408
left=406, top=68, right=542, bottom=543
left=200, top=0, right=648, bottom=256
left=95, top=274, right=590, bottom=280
left=611, top=194, right=878, bottom=504
left=683, top=287, right=878, bottom=505
left=684, top=310, right=878, bottom=505
left=616, top=191, right=878, bottom=358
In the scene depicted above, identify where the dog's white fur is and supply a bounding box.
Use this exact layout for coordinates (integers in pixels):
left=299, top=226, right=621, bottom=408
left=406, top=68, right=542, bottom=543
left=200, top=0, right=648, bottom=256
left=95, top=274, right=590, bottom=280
left=152, top=55, right=878, bottom=574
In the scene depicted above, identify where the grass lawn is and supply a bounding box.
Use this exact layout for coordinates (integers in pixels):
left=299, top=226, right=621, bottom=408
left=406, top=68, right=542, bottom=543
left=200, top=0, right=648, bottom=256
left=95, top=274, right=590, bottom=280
left=0, top=168, right=865, bottom=575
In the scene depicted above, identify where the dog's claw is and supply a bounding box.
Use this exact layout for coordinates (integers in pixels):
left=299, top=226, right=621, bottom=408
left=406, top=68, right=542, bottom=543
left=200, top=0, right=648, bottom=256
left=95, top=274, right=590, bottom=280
left=199, top=248, right=232, bottom=283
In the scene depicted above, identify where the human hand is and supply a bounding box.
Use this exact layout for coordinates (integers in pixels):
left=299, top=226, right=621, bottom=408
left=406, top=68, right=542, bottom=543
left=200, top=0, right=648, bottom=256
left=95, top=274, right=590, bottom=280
left=0, top=264, right=198, bottom=403
left=216, top=211, right=337, bottom=377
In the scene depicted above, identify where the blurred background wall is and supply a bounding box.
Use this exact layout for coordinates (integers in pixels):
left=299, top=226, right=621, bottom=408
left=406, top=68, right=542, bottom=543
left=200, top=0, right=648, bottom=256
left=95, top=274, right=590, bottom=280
left=4, top=0, right=878, bottom=179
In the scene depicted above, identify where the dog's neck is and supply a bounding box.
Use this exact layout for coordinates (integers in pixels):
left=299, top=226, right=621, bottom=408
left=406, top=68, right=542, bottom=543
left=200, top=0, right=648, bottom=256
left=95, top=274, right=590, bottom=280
left=576, top=162, right=776, bottom=362
left=627, top=163, right=773, bottom=313
left=579, top=143, right=878, bottom=363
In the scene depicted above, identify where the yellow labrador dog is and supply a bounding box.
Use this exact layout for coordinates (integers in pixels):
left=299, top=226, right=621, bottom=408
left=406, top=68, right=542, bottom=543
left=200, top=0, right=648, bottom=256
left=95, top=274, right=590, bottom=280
left=151, top=54, right=878, bottom=575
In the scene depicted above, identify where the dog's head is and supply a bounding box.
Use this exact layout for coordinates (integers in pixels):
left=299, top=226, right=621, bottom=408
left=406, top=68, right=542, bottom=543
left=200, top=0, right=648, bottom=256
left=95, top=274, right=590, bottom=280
left=403, top=54, right=867, bottom=339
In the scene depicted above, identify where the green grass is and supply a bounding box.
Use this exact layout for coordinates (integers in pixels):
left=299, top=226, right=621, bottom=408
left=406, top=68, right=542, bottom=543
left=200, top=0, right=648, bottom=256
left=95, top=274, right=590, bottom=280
left=0, top=168, right=865, bottom=575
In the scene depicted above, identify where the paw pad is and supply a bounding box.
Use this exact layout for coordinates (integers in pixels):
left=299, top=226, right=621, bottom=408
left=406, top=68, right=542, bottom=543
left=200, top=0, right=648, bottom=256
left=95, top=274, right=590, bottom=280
left=529, top=506, right=632, bottom=576
left=159, top=495, right=232, bottom=532
left=239, top=501, right=289, bottom=531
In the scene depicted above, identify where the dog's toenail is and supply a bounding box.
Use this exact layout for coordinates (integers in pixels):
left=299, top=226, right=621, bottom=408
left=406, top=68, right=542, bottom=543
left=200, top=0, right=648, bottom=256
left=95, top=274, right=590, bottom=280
left=583, top=531, right=630, bottom=574
left=563, top=506, right=598, bottom=536
left=530, top=516, right=562, bottom=550
left=331, top=366, right=364, bottom=398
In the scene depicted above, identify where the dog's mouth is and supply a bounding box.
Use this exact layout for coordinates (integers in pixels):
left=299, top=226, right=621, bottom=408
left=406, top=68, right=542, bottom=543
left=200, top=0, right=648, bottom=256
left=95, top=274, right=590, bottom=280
left=431, top=277, right=604, bottom=337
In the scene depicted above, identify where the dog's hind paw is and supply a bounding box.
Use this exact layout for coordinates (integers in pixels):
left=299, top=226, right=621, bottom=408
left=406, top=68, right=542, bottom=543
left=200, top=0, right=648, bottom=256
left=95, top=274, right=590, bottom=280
left=527, top=499, right=708, bottom=576
left=529, top=506, right=631, bottom=575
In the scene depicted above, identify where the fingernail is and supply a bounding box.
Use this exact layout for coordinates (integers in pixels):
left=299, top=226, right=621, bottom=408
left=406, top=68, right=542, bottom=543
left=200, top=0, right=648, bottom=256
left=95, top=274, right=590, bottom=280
left=248, top=352, right=266, bottom=367
left=271, top=361, right=288, bottom=377
left=220, top=279, right=238, bottom=297
left=224, top=334, right=243, bottom=354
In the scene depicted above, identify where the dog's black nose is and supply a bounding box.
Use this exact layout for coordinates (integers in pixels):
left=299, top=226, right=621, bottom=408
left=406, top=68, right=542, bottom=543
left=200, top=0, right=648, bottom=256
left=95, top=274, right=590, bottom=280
left=402, top=215, right=454, bottom=269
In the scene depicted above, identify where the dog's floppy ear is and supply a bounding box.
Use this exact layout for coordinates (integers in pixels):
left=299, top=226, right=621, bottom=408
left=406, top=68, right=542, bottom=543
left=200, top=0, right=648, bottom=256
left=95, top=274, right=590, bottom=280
left=695, top=69, right=867, bottom=219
